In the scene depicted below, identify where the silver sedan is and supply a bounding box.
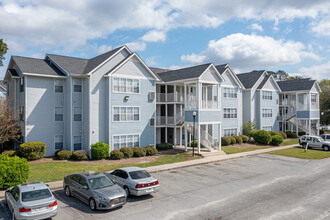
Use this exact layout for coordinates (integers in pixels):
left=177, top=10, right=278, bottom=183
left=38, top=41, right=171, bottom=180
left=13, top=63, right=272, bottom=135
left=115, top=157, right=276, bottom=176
left=63, top=171, right=127, bottom=210
left=5, top=182, right=58, bottom=220
left=104, top=167, right=160, bottom=196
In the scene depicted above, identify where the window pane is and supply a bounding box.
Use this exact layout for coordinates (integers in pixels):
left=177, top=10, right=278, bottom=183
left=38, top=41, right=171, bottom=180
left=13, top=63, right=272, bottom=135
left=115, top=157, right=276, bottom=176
left=127, top=107, right=133, bottom=121
left=114, top=107, right=120, bottom=121
left=134, top=107, right=139, bottom=121
left=119, top=78, right=126, bottom=92
left=127, top=79, right=133, bottom=93
left=114, top=78, right=119, bottom=92
left=74, top=107, right=82, bottom=121
left=55, top=107, right=63, bottom=121
left=133, top=80, right=139, bottom=93
left=120, top=107, right=126, bottom=121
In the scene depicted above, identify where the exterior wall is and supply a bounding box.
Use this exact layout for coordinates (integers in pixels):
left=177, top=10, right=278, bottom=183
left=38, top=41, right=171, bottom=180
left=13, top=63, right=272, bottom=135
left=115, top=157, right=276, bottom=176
left=200, top=68, right=222, bottom=84
left=242, top=90, right=251, bottom=124
left=199, top=110, right=222, bottom=123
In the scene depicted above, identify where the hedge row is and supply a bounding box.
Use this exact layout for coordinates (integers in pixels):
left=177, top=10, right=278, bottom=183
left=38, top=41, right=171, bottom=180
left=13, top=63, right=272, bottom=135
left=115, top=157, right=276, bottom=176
left=156, top=143, right=174, bottom=151
left=285, top=130, right=306, bottom=138
left=250, top=130, right=284, bottom=145
left=221, top=135, right=250, bottom=146
left=110, top=146, right=158, bottom=160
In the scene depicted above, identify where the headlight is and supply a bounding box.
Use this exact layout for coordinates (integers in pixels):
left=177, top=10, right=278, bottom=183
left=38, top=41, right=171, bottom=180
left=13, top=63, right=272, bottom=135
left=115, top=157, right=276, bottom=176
left=96, top=195, right=108, bottom=201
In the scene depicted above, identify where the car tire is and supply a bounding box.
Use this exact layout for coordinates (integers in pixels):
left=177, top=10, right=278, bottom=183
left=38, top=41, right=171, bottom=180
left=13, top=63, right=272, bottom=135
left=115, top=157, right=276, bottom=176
left=65, top=186, right=71, bottom=197
left=89, top=198, right=96, bottom=211
left=124, top=186, right=130, bottom=196
left=323, top=146, right=329, bottom=151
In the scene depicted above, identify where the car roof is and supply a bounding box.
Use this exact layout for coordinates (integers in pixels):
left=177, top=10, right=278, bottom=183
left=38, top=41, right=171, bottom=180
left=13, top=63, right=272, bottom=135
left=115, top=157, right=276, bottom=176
left=302, top=135, right=320, bottom=138
left=117, top=167, right=145, bottom=172
left=69, top=171, right=105, bottom=179
left=17, top=182, right=49, bottom=193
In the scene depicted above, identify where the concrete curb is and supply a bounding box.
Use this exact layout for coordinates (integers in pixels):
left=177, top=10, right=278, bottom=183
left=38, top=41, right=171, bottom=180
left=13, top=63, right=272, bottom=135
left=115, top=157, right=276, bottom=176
left=0, top=144, right=298, bottom=199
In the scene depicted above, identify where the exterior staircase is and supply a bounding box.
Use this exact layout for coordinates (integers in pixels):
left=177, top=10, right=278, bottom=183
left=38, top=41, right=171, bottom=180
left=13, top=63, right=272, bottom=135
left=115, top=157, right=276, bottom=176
left=187, top=124, right=219, bottom=152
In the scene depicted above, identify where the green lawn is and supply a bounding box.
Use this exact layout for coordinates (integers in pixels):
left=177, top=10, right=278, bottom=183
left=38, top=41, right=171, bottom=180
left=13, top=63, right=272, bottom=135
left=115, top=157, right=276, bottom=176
left=222, top=146, right=272, bottom=154
left=281, top=138, right=299, bottom=146
left=268, top=147, right=330, bottom=159
left=28, top=153, right=200, bottom=183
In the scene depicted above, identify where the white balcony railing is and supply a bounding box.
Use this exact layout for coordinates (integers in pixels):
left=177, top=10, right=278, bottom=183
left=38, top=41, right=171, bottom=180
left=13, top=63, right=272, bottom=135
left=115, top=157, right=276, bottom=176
left=156, top=92, right=184, bottom=103
left=200, top=100, right=218, bottom=109
left=167, top=116, right=175, bottom=125
left=156, top=94, right=166, bottom=102
left=156, top=116, right=166, bottom=125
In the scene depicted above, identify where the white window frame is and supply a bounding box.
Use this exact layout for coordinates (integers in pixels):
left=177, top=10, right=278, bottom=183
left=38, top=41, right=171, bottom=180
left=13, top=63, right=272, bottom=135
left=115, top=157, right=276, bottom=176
left=54, top=135, right=64, bottom=150
left=112, top=77, right=140, bottom=94
left=223, top=108, right=237, bottom=119
left=55, top=79, right=64, bottom=93
left=55, top=107, right=63, bottom=122
left=73, top=78, right=82, bottom=93
left=224, top=128, right=237, bottom=137
left=262, top=108, right=272, bottom=118
left=262, top=91, right=272, bottom=100
left=262, top=126, right=272, bottom=131
left=223, top=87, right=238, bottom=99
left=311, top=94, right=317, bottom=103
left=113, top=106, right=140, bottom=122
left=112, top=134, right=140, bottom=150
left=73, top=107, right=82, bottom=122
left=73, top=136, right=82, bottom=150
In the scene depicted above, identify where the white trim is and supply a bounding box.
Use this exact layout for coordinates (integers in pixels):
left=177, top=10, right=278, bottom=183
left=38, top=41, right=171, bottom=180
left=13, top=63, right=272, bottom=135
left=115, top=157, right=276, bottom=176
left=223, top=127, right=238, bottom=136
left=112, top=77, right=141, bottom=94
left=46, top=55, right=69, bottom=76
left=73, top=106, right=82, bottom=122
left=23, top=72, right=67, bottom=78
left=54, top=134, right=64, bottom=150
left=112, top=133, right=140, bottom=150
left=112, top=106, right=140, bottom=122
left=54, top=78, right=64, bottom=93
left=223, top=65, right=245, bottom=89
left=198, top=64, right=224, bottom=82
left=262, top=108, right=273, bottom=118
left=54, top=106, right=64, bottom=122
left=223, top=107, right=238, bottom=119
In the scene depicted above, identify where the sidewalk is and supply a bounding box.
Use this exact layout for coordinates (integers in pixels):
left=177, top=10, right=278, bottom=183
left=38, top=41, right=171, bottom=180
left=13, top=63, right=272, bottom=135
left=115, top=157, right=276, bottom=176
left=0, top=144, right=297, bottom=199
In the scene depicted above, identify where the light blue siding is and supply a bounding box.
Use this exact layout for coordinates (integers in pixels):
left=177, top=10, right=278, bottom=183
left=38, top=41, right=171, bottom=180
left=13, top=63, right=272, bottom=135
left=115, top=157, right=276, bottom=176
left=199, top=110, right=222, bottom=123
left=297, top=111, right=310, bottom=118
left=259, top=90, right=280, bottom=131
left=185, top=110, right=198, bottom=122
left=310, top=110, right=320, bottom=119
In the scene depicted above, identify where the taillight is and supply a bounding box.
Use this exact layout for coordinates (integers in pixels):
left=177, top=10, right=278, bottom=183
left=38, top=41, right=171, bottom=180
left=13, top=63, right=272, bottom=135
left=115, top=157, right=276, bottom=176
left=49, top=200, right=57, bottom=207
left=299, top=139, right=301, bottom=144
left=153, top=181, right=159, bottom=185
left=136, top=181, right=159, bottom=188
left=19, top=207, right=31, bottom=212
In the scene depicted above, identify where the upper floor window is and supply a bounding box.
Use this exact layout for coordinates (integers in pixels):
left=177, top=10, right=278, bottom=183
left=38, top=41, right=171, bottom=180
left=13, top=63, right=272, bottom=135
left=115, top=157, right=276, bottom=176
left=262, top=91, right=272, bottom=100
left=73, top=78, right=82, bottom=92
left=55, top=79, right=63, bottom=93
left=311, top=94, right=317, bottom=103
left=224, top=128, right=237, bottom=137
left=74, top=136, right=82, bottom=150
left=223, top=108, right=237, bottom=118
left=20, top=78, right=24, bottom=92
left=262, top=109, right=272, bottom=118
left=74, top=107, right=82, bottom=121
left=223, top=88, right=237, bottom=98
left=55, top=107, right=63, bottom=121
left=55, top=135, right=63, bottom=150
left=113, top=77, right=139, bottom=94
left=113, top=106, right=139, bottom=122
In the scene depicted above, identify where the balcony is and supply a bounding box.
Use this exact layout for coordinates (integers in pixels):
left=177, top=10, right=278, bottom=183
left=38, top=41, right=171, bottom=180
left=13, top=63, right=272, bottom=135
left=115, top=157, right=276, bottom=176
left=200, top=100, right=218, bottom=109
left=156, top=92, right=184, bottom=103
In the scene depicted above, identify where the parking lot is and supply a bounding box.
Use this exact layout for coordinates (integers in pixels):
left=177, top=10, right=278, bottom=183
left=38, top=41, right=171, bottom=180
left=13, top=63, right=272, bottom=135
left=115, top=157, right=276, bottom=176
left=1, top=154, right=330, bottom=220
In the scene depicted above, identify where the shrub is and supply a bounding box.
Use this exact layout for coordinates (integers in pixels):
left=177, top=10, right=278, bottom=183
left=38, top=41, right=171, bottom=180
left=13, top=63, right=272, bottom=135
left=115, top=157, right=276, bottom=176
left=55, top=150, right=72, bottom=160
left=156, top=143, right=174, bottom=151
left=19, top=142, right=46, bottom=161
left=270, top=135, right=284, bottom=146
left=110, top=150, right=124, bottom=160
left=2, top=150, right=18, bottom=157
left=240, top=135, right=249, bottom=143
left=243, top=120, right=256, bottom=136
left=221, top=137, right=231, bottom=146
left=91, top=142, right=109, bottom=160
left=0, top=154, right=30, bottom=189
left=286, top=130, right=298, bottom=138
left=230, top=136, right=236, bottom=145
left=298, top=131, right=306, bottom=136
left=190, top=140, right=205, bottom=148
left=251, top=130, right=272, bottom=145
left=132, top=147, right=146, bottom=157
left=233, top=135, right=243, bottom=144
left=144, top=145, right=158, bottom=156
left=72, top=150, right=89, bottom=161
left=119, top=147, right=133, bottom=158
left=277, top=131, right=287, bottom=139
left=268, top=131, right=278, bottom=136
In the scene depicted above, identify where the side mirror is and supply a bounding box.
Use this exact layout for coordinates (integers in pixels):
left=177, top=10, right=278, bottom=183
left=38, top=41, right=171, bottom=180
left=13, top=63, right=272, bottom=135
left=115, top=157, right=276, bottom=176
left=82, top=186, right=88, bottom=190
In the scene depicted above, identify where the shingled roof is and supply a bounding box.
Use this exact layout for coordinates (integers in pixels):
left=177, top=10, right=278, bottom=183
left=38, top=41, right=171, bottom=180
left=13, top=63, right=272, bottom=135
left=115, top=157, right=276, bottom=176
left=151, top=63, right=211, bottom=82
left=236, top=70, right=265, bottom=89
left=277, top=79, right=317, bottom=92
left=47, top=46, right=123, bottom=75
left=215, top=64, right=227, bottom=74
left=257, top=75, right=271, bottom=89
left=12, top=56, right=65, bottom=76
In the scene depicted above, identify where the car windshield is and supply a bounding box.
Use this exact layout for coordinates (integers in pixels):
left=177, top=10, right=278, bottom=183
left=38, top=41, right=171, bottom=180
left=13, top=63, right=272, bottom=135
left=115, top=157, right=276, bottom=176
left=319, top=138, right=325, bottom=142
left=129, top=170, right=151, bottom=180
left=22, top=189, right=52, bottom=202
left=88, top=176, right=114, bottom=189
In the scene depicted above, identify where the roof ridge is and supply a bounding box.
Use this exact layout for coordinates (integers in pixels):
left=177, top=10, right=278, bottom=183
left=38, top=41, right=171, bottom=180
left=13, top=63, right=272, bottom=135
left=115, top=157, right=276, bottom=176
left=157, top=63, right=212, bottom=75
left=12, top=55, right=44, bottom=60
left=47, top=53, right=88, bottom=61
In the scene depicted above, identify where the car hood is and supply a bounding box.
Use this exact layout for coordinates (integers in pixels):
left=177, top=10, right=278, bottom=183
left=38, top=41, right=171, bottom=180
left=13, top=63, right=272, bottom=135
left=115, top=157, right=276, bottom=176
left=94, top=184, right=125, bottom=198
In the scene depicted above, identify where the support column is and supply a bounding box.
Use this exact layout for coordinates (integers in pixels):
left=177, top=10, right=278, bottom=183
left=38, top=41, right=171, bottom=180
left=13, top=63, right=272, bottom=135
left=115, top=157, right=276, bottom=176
left=296, top=119, right=299, bottom=137
left=184, top=124, right=187, bottom=152
left=309, top=119, right=311, bottom=135
left=165, top=127, right=168, bottom=143
left=197, top=124, right=201, bottom=154
left=180, top=126, right=182, bottom=146
left=174, top=127, right=177, bottom=148
left=218, top=123, right=222, bottom=151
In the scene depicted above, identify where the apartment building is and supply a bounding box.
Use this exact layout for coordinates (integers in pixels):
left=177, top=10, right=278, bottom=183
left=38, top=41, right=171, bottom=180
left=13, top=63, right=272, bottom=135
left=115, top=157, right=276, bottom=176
left=0, top=80, right=6, bottom=100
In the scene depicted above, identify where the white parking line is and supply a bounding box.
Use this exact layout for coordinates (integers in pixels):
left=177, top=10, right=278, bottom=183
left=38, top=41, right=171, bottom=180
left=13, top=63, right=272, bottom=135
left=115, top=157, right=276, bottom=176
left=0, top=200, right=11, bottom=219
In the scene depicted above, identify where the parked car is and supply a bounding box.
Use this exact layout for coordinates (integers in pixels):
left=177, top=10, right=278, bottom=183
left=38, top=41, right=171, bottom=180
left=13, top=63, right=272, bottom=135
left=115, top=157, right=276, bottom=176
left=4, top=182, right=58, bottom=220
left=299, top=135, right=330, bottom=151
left=104, top=167, right=160, bottom=196
left=63, top=171, right=127, bottom=210
left=321, top=134, right=330, bottom=141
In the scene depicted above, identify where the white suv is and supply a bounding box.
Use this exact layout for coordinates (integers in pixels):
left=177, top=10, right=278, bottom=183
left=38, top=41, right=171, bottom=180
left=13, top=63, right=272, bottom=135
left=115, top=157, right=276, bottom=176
left=299, top=135, right=330, bottom=151
left=321, top=134, right=330, bottom=141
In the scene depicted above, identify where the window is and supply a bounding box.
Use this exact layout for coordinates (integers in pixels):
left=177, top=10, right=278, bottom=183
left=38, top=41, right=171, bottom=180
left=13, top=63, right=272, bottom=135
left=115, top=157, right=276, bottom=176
left=262, top=91, right=272, bottom=100
left=113, top=106, right=139, bottom=122
left=74, top=136, right=82, bottom=150
left=223, top=108, right=237, bottom=118
left=55, top=79, right=63, bottom=93
left=113, top=77, right=139, bottom=94
left=149, top=118, right=155, bottom=126
left=262, top=109, right=272, bottom=118
left=113, top=134, right=139, bottom=150
left=19, top=106, right=24, bottom=121
left=73, top=78, right=82, bottom=92
left=55, top=107, right=63, bottom=121
left=74, top=107, right=82, bottom=121
left=55, top=135, right=63, bottom=150
left=262, top=126, right=272, bottom=131
left=224, top=128, right=237, bottom=137
left=311, top=94, right=316, bottom=103
left=20, top=78, right=24, bottom=92
left=223, top=88, right=237, bottom=98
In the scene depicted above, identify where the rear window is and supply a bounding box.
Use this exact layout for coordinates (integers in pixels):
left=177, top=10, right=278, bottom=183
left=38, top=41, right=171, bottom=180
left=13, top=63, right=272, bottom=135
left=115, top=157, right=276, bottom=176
left=129, top=170, right=151, bottom=180
left=22, top=189, right=52, bottom=202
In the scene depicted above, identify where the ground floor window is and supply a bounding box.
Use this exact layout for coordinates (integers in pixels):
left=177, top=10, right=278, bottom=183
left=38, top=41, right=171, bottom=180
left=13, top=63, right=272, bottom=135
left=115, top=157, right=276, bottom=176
left=55, top=135, right=63, bottom=150
left=113, top=134, right=139, bottom=150
left=74, top=136, right=82, bottom=150
left=224, top=128, right=237, bottom=137
left=262, top=108, right=272, bottom=118
left=262, top=126, right=272, bottom=131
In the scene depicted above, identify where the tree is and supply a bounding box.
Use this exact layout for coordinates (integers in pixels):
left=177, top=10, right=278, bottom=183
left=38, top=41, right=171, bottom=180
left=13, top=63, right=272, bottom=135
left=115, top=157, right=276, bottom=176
left=268, top=70, right=289, bottom=80
left=242, top=120, right=256, bottom=136
left=319, top=79, right=330, bottom=125
left=287, top=75, right=303, bottom=80
left=0, top=39, right=8, bottom=67
left=0, top=100, right=20, bottom=149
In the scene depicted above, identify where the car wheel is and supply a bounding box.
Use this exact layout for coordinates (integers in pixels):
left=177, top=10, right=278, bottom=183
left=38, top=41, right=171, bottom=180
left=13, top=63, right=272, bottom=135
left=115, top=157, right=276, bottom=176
left=124, top=186, right=130, bottom=196
left=323, top=146, right=329, bottom=151
left=89, top=198, right=96, bottom=211
left=65, top=186, right=71, bottom=197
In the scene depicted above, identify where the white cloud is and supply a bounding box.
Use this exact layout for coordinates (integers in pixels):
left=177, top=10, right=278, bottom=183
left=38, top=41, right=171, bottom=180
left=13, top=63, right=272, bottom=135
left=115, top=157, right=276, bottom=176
left=249, top=23, right=263, bottom=32
left=146, top=56, right=158, bottom=66
left=125, top=41, right=146, bottom=51
left=141, top=30, right=166, bottom=42
left=181, top=33, right=320, bottom=70
left=298, top=61, right=330, bottom=79
left=311, top=16, right=330, bottom=36
left=181, top=53, right=206, bottom=64
left=97, top=45, right=113, bottom=54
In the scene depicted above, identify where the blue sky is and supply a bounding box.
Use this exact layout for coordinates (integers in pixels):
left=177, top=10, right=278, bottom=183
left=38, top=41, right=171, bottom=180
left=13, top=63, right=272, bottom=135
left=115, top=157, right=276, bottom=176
left=1, top=0, right=330, bottom=80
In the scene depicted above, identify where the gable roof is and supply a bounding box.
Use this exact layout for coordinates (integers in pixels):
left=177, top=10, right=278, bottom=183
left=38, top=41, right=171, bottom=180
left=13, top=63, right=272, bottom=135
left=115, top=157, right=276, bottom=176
left=0, top=80, right=6, bottom=91
left=215, top=64, right=227, bottom=75
left=257, top=75, right=281, bottom=91
left=215, top=64, right=245, bottom=89
left=12, top=56, right=65, bottom=76
left=47, top=46, right=125, bottom=75
left=152, top=63, right=211, bottom=82
left=277, top=79, right=319, bottom=92
left=236, top=70, right=265, bottom=89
